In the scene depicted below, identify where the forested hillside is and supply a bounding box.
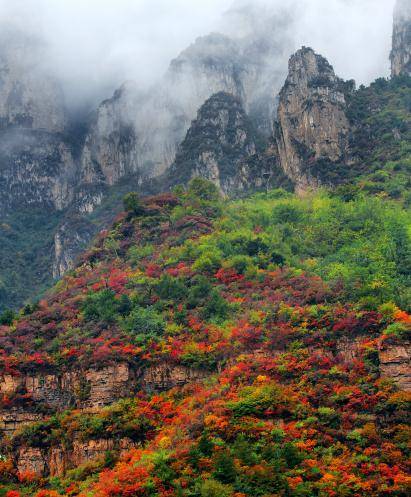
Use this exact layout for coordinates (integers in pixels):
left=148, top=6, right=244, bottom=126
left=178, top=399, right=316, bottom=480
left=0, top=181, right=409, bottom=497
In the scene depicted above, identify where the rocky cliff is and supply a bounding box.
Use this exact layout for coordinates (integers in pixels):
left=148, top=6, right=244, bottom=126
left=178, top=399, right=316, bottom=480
left=275, top=47, right=353, bottom=192
left=0, top=29, right=75, bottom=214
left=2, top=340, right=409, bottom=479
left=0, top=361, right=207, bottom=478
left=164, top=92, right=289, bottom=194
left=391, top=0, right=411, bottom=77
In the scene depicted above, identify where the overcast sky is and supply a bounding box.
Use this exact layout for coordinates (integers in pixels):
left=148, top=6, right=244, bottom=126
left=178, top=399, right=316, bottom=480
left=0, top=0, right=397, bottom=108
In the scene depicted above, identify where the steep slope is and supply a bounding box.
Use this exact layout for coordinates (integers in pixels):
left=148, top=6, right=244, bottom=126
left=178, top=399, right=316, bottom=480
left=391, top=0, right=411, bottom=77
left=0, top=11, right=293, bottom=311
left=0, top=184, right=410, bottom=496
left=0, top=29, right=79, bottom=310
left=345, top=76, right=411, bottom=202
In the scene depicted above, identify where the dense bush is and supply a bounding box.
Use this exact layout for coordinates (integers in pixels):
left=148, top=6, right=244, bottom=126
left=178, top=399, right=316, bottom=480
left=122, top=306, right=165, bottom=343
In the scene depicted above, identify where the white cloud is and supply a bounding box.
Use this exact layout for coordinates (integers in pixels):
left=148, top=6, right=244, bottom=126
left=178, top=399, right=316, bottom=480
left=0, top=0, right=397, bottom=110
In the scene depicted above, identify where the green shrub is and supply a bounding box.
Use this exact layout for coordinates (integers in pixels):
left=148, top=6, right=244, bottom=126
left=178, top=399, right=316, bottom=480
left=228, top=384, right=284, bottom=418
left=383, top=322, right=410, bottom=339
left=123, top=306, right=165, bottom=344
left=272, top=203, right=304, bottom=224
left=193, top=252, right=222, bottom=274
left=213, top=451, right=237, bottom=484
left=127, top=244, right=154, bottom=265
left=123, top=192, right=145, bottom=215
left=224, top=255, right=254, bottom=275
left=202, top=290, right=230, bottom=322
left=155, top=275, right=188, bottom=301
left=317, top=407, right=341, bottom=429
left=187, top=178, right=221, bottom=202
left=82, top=289, right=119, bottom=323
left=199, top=479, right=233, bottom=497
left=0, top=309, right=15, bottom=326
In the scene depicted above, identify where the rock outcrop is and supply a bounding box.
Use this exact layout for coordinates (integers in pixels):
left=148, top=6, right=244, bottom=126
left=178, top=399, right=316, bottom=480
left=15, top=437, right=136, bottom=478
left=164, top=92, right=285, bottom=194
left=1, top=361, right=209, bottom=478
left=379, top=341, right=411, bottom=392
left=0, top=362, right=206, bottom=438
left=391, top=0, right=411, bottom=77
left=275, top=47, right=353, bottom=192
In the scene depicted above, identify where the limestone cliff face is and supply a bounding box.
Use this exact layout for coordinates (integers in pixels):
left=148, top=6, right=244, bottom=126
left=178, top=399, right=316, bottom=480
left=0, top=129, right=76, bottom=213
left=0, top=29, right=75, bottom=214
left=52, top=215, right=100, bottom=278
left=0, top=28, right=66, bottom=133
left=165, top=92, right=279, bottom=194
left=1, top=361, right=206, bottom=477
left=276, top=47, right=352, bottom=192
left=78, top=35, right=249, bottom=202
left=391, top=0, right=411, bottom=77
left=0, top=362, right=205, bottom=438
left=15, top=438, right=136, bottom=478
left=79, top=83, right=143, bottom=191
left=379, top=340, right=411, bottom=392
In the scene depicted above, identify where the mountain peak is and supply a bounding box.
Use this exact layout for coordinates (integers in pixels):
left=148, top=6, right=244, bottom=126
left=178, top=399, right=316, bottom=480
left=276, top=48, right=351, bottom=192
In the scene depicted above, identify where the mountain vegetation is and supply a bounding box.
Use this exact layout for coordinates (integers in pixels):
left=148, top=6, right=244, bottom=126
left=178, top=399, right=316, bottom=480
left=0, top=178, right=409, bottom=497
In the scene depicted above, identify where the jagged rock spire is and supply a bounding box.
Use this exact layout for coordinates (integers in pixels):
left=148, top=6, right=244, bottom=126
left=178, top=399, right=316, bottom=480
left=275, top=47, right=352, bottom=193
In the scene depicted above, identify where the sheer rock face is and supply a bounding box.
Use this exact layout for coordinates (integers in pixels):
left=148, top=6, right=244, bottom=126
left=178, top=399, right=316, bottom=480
left=0, top=30, right=75, bottom=214
left=16, top=438, right=136, bottom=478
left=165, top=92, right=276, bottom=195
left=276, top=47, right=352, bottom=192
left=0, top=362, right=205, bottom=438
left=0, top=30, right=66, bottom=133
left=78, top=35, right=248, bottom=201
left=0, top=129, right=76, bottom=213
left=52, top=217, right=98, bottom=278
left=391, top=0, right=411, bottom=77
left=1, top=361, right=206, bottom=476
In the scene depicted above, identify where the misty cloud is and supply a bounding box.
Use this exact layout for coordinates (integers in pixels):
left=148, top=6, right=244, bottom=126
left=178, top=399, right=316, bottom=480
left=0, top=0, right=397, bottom=111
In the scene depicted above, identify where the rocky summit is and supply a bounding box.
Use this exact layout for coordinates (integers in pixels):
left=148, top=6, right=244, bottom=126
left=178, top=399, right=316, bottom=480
left=163, top=92, right=289, bottom=195
left=275, top=47, right=353, bottom=192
